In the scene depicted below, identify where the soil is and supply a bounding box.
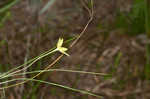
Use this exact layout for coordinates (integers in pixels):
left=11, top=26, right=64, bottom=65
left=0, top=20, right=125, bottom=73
left=0, top=0, right=149, bottom=99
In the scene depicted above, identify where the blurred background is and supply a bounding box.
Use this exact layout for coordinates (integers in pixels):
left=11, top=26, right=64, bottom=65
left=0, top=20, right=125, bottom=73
left=0, top=0, right=150, bottom=99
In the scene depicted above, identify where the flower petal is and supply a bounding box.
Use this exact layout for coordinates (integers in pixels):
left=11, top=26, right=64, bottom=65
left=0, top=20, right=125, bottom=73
left=59, top=50, right=70, bottom=56
left=60, top=47, right=68, bottom=52
left=56, top=38, right=69, bottom=56
left=57, top=38, right=63, bottom=48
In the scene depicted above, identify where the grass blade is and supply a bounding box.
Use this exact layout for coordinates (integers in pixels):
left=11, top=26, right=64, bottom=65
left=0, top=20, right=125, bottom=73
left=0, top=0, right=20, bottom=13
left=1, top=69, right=110, bottom=79
left=39, top=0, right=56, bottom=15
left=0, top=78, right=102, bottom=98
left=144, top=0, right=150, bottom=79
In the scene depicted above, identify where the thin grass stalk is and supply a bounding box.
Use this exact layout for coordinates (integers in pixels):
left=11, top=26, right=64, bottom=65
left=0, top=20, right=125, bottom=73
left=0, top=0, right=20, bottom=13
left=1, top=69, right=109, bottom=79
left=145, top=0, right=150, bottom=37
left=0, top=37, right=75, bottom=79
left=0, top=78, right=102, bottom=98
left=144, top=0, right=150, bottom=79
left=0, top=49, right=57, bottom=79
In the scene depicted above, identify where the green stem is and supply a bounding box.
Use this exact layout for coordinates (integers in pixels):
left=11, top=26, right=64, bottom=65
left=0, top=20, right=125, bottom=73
left=144, top=0, right=150, bottom=79
left=145, top=0, right=150, bottom=37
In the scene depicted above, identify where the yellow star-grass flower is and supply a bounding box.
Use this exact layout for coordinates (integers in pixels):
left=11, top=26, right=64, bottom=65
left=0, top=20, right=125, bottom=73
left=56, top=38, right=69, bottom=56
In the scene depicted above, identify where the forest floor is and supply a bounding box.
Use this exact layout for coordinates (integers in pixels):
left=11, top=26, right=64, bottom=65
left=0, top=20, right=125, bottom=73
left=0, top=0, right=150, bottom=99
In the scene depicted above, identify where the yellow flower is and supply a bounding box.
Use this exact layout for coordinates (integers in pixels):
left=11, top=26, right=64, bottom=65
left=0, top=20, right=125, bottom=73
left=56, top=38, right=69, bottom=56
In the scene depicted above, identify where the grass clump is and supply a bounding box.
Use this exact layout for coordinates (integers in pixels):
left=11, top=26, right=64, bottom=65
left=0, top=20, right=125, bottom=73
left=115, top=0, right=146, bottom=36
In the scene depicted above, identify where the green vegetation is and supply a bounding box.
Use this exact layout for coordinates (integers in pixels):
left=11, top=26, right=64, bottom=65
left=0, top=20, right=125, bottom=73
left=0, top=0, right=19, bottom=27
left=115, top=0, right=146, bottom=36
left=144, top=0, right=150, bottom=79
